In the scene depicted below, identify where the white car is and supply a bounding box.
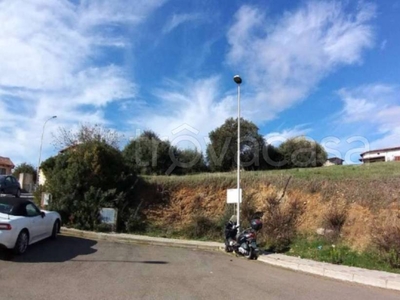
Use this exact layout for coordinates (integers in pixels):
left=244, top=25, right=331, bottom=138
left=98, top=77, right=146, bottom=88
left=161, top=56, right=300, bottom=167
left=0, top=197, right=61, bottom=254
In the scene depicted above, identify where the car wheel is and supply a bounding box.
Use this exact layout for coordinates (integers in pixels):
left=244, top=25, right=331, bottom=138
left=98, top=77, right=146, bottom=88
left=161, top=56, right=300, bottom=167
left=51, top=220, right=60, bottom=239
left=15, top=189, right=21, bottom=198
left=13, top=230, right=29, bottom=255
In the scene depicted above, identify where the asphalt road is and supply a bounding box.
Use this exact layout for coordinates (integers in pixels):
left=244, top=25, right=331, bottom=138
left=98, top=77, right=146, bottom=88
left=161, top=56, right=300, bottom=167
left=0, top=236, right=399, bottom=300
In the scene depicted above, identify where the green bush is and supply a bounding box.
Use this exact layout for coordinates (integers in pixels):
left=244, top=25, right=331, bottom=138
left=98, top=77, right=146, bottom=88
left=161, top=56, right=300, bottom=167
left=240, top=192, right=258, bottom=229
left=123, top=130, right=173, bottom=175
left=184, top=215, right=221, bottom=240
left=288, top=235, right=400, bottom=273
left=278, top=136, right=327, bottom=168
left=261, top=195, right=304, bottom=252
left=323, top=201, right=348, bottom=241
left=33, top=185, right=45, bottom=207
left=13, top=162, right=37, bottom=183
left=206, top=117, right=277, bottom=172
left=172, top=149, right=208, bottom=175
left=95, top=223, right=113, bottom=233
left=330, top=245, right=344, bottom=264
left=42, top=141, right=137, bottom=231
left=217, top=204, right=235, bottom=230
left=124, top=207, right=148, bottom=233
left=372, top=222, right=400, bottom=268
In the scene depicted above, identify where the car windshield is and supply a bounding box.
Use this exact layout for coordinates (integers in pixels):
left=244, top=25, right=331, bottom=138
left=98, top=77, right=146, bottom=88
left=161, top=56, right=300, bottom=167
left=0, top=202, right=13, bottom=214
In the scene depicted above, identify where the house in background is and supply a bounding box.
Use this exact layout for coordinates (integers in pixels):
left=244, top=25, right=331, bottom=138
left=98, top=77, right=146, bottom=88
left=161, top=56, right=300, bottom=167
left=0, top=156, right=15, bottom=175
left=360, top=146, right=400, bottom=164
left=38, top=168, right=47, bottom=186
left=58, top=143, right=81, bottom=154
left=324, top=157, right=344, bottom=166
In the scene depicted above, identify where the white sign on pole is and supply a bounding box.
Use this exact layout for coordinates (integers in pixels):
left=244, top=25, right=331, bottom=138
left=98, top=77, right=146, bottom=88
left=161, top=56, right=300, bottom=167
left=99, top=208, right=117, bottom=225
left=227, top=188, right=242, bottom=204
left=42, top=193, right=51, bottom=206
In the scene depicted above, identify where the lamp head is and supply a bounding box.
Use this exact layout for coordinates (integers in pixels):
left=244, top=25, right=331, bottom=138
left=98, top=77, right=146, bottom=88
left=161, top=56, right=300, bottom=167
left=233, top=75, right=242, bottom=85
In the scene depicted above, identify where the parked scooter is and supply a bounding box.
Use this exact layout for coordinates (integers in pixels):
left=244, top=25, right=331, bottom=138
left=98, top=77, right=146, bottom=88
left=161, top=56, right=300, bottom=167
left=224, top=215, right=263, bottom=260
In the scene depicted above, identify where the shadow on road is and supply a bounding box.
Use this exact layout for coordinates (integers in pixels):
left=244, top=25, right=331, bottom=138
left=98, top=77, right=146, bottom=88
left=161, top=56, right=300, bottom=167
left=0, top=235, right=97, bottom=263
left=70, top=259, right=168, bottom=264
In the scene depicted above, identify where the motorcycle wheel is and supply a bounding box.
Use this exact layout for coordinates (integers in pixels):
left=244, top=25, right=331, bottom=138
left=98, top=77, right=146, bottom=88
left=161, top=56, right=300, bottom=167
left=245, top=248, right=254, bottom=260
left=225, top=244, right=233, bottom=253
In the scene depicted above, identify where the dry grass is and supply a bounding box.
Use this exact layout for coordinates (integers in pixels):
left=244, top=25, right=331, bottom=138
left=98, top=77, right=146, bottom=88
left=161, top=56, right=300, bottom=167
left=371, top=206, right=400, bottom=268
left=145, top=162, right=400, bottom=208
left=133, top=162, right=400, bottom=250
left=259, top=193, right=305, bottom=252
left=323, top=200, right=348, bottom=240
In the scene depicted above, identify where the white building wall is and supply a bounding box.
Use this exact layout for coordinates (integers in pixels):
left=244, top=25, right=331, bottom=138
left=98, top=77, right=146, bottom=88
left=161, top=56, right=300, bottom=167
left=38, top=169, right=47, bottom=186
left=385, top=150, right=400, bottom=161
left=324, top=160, right=335, bottom=167
left=363, top=150, right=400, bottom=161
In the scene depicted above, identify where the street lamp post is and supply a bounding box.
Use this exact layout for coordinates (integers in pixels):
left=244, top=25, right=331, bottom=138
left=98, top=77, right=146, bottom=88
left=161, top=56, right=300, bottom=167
left=37, top=116, right=57, bottom=184
left=233, top=75, right=242, bottom=227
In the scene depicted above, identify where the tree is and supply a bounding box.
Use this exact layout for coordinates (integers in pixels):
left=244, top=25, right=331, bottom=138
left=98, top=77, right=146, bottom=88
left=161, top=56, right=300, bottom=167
left=278, top=136, right=327, bottom=168
left=206, top=118, right=273, bottom=172
left=52, top=123, right=122, bottom=151
left=262, top=144, right=285, bottom=169
left=123, top=130, right=173, bottom=175
left=172, top=148, right=208, bottom=175
left=13, top=163, right=37, bottom=182
left=41, top=141, right=136, bottom=230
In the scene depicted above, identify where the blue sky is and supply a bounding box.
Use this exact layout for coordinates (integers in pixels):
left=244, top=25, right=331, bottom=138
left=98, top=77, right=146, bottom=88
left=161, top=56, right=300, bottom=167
left=1, top=0, right=400, bottom=166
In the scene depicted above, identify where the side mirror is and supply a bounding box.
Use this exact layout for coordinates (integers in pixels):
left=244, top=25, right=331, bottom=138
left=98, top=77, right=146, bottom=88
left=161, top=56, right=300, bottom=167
left=41, top=211, right=45, bottom=218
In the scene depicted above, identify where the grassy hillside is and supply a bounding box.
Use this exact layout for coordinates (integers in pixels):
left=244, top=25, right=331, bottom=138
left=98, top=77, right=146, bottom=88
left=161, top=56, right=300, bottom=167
left=39, top=156, right=400, bottom=271
left=143, top=162, right=400, bottom=209
left=138, top=163, right=400, bottom=243
left=146, top=161, right=400, bottom=183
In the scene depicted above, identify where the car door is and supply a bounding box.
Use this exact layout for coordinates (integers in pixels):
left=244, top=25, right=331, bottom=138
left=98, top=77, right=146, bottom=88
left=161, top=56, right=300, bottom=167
left=4, top=176, right=15, bottom=195
left=25, top=203, right=46, bottom=242
left=11, top=177, right=19, bottom=194
left=32, top=202, right=53, bottom=236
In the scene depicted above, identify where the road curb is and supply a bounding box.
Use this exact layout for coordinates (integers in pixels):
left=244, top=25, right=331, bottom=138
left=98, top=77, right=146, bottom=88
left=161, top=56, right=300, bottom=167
left=61, top=227, right=225, bottom=251
left=61, top=227, right=400, bottom=292
left=257, top=255, right=400, bottom=292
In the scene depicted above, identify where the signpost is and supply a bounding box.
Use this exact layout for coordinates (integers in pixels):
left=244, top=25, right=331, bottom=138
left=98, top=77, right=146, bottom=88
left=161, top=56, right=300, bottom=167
left=99, top=208, right=118, bottom=232
left=227, top=188, right=242, bottom=227
left=41, top=193, right=51, bottom=207
left=226, top=188, right=242, bottom=204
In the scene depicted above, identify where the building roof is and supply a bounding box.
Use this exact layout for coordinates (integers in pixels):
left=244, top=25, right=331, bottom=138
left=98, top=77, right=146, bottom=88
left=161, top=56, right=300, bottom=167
left=327, top=157, right=344, bottom=162
left=59, top=143, right=81, bottom=154
left=0, top=156, right=15, bottom=168
left=360, top=146, right=400, bottom=157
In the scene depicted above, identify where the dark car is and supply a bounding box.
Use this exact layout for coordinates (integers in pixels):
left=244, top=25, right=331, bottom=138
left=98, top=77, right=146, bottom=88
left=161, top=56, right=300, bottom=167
left=0, top=175, right=21, bottom=198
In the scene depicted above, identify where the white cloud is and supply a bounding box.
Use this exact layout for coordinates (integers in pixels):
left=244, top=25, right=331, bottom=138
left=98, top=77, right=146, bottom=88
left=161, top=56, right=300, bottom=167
left=127, top=1, right=376, bottom=155
left=264, top=125, right=312, bottom=146
left=338, top=84, right=400, bottom=150
left=78, top=0, right=167, bottom=28
left=129, top=76, right=236, bottom=152
left=0, top=0, right=85, bottom=90
left=318, top=84, right=400, bottom=164
left=338, top=84, right=396, bottom=123
left=162, top=13, right=201, bottom=33
left=226, top=1, right=375, bottom=121
left=0, top=0, right=164, bottom=166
